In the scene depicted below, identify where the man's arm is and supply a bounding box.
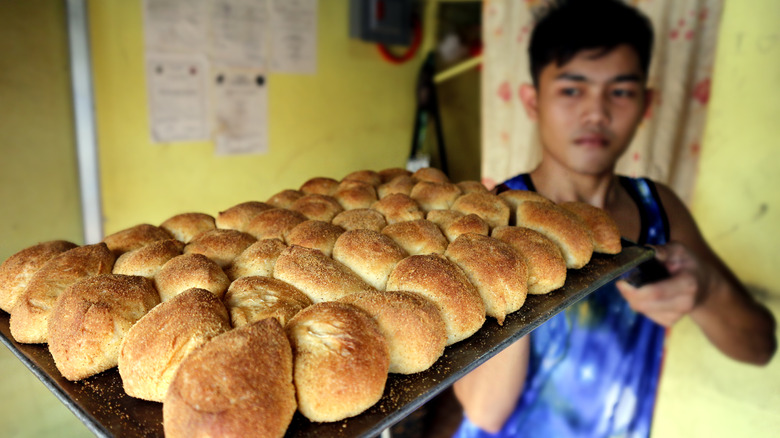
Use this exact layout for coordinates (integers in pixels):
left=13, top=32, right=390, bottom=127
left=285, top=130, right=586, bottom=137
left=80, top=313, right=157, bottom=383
left=453, top=336, right=530, bottom=433
left=616, top=183, right=776, bottom=365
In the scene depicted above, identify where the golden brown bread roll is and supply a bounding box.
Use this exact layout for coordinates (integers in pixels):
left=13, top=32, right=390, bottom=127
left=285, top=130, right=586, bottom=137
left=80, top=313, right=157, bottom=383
left=9, top=243, right=115, bottom=344
left=410, top=181, right=463, bottom=212
left=445, top=234, right=528, bottom=325
left=559, top=201, right=622, bottom=254
left=377, top=167, right=412, bottom=183
left=224, top=238, right=288, bottom=281
left=339, top=290, right=446, bottom=374
left=0, top=240, right=78, bottom=313
left=386, top=254, right=485, bottom=345
left=159, top=212, right=216, bottom=243
left=286, top=301, right=389, bottom=422
left=266, top=189, right=305, bottom=209
left=381, top=219, right=449, bottom=256
left=377, top=175, right=417, bottom=198
left=371, top=193, right=425, bottom=224
left=284, top=220, right=345, bottom=257
left=215, top=201, right=274, bottom=232
left=342, top=169, right=382, bottom=187
left=427, top=210, right=490, bottom=242
left=290, top=194, right=345, bottom=222
left=273, top=245, right=374, bottom=303
left=332, top=229, right=408, bottom=290
left=457, top=180, right=490, bottom=194
left=334, top=180, right=378, bottom=210
left=183, top=229, right=256, bottom=268
left=113, top=239, right=184, bottom=279
left=154, top=254, right=230, bottom=302
left=118, top=288, right=230, bottom=402
left=164, top=318, right=296, bottom=438
left=515, top=201, right=593, bottom=269
left=412, top=167, right=450, bottom=183
left=299, top=176, right=339, bottom=196
left=499, top=189, right=554, bottom=226
left=48, top=274, right=160, bottom=381
left=244, top=208, right=308, bottom=241
left=492, top=226, right=567, bottom=294
left=331, top=208, right=388, bottom=232
left=224, top=276, right=312, bottom=327
left=451, top=192, right=511, bottom=229
left=102, top=224, right=172, bottom=257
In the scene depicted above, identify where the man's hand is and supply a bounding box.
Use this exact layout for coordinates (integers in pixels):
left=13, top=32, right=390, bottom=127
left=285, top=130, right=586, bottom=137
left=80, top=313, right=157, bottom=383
left=616, top=242, right=707, bottom=327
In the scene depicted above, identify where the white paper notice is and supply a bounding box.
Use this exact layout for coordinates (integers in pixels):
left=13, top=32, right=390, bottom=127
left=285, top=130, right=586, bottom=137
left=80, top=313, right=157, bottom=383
left=210, top=0, right=270, bottom=68
left=213, top=67, right=269, bottom=155
left=269, top=0, right=317, bottom=73
left=143, top=0, right=208, bottom=53
left=146, top=53, right=211, bottom=143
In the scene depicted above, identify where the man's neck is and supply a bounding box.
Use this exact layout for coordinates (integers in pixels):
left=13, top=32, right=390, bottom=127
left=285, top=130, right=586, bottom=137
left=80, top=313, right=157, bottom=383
left=529, top=161, right=620, bottom=209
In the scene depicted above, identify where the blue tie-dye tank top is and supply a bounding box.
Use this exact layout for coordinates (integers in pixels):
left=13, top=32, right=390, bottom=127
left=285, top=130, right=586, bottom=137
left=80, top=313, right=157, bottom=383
left=453, top=174, right=669, bottom=438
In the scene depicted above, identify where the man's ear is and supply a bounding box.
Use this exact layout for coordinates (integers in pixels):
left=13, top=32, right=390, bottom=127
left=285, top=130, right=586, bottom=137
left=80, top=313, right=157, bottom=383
left=518, top=83, right=539, bottom=122
left=642, top=88, right=655, bottom=118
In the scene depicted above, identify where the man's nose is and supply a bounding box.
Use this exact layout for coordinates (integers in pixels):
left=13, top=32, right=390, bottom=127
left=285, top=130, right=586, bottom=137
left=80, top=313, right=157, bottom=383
left=583, top=95, right=611, bottom=126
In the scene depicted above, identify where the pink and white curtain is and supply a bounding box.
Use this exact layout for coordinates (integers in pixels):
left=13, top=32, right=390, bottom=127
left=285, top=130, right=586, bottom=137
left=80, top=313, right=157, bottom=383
left=480, top=0, right=722, bottom=204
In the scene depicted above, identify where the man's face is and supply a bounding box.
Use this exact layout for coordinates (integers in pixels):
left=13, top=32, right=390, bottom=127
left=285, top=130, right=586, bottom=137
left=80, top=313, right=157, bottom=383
left=522, top=44, right=651, bottom=176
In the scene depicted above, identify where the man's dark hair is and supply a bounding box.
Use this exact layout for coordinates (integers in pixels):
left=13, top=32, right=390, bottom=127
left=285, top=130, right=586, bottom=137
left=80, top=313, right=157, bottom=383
left=528, top=0, right=654, bottom=86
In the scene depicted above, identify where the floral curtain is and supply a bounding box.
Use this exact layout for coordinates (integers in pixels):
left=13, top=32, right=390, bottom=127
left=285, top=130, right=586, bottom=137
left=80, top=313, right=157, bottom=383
left=480, top=0, right=722, bottom=204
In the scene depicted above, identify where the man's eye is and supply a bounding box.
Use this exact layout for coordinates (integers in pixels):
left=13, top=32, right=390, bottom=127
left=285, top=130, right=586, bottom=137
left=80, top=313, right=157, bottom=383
left=612, top=89, right=636, bottom=98
left=561, top=88, right=580, bottom=97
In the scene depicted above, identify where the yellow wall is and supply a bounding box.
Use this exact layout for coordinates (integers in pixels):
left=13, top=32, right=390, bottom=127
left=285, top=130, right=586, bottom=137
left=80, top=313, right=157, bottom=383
left=653, top=0, right=780, bottom=436
left=90, top=1, right=422, bottom=235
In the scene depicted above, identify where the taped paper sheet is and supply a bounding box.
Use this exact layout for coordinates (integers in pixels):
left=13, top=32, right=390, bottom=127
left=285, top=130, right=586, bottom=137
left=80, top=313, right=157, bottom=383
left=213, top=66, right=269, bottom=155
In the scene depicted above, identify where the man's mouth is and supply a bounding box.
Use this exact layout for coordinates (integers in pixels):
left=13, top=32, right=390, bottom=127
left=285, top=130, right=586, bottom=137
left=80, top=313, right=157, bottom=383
left=574, top=134, right=609, bottom=147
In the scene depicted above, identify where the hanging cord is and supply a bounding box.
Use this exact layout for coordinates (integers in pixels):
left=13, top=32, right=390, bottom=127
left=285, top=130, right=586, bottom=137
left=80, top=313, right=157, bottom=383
left=377, top=18, right=422, bottom=65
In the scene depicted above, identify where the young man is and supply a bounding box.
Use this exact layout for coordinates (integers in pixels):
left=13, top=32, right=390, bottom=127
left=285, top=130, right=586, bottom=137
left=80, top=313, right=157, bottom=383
left=452, top=1, right=776, bottom=437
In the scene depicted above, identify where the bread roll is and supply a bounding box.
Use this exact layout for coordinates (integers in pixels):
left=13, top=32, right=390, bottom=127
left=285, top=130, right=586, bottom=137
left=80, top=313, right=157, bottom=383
left=451, top=192, right=511, bottom=229
left=342, top=169, right=382, bottom=187
left=290, top=194, right=345, bottom=222
left=113, top=239, right=184, bottom=279
left=377, top=175, right=416, bottom=198
left=499, top=189, right=554, bottom=226
left=286, top=302, right=389, bottom=422
left=285, top=220, right=345, bottom=257
left=457, top=180, right=490, bottom=194
left=371, top=193, right=425, bottom=224
left=183, top=229, right=256, bottom=268
left=273, top=245, right=374, bottom=303
left=410, top=181, right=462, bottom=212
left=331, top=208, right=387, bottom=232
left=339, top=290, right=446, bottom=374
left=386, top=254, right=485, bottom=345
left=334, top=180, right=378, bottom=210
left=445, top=234, right=528, bottom=325
left=332, top=229, right=407, bottom=290
left=492, top=226, right=567, bottom=294
left=102, top=224, right=172, bottom=257
left=164, top=318, right=296, bottom=438
left=155, top=254, right=230, bottom=302
left=300, top=176, right=339, bottom=196
left=159, top=212, right=216, bottom=243
left=560, top=201, right=622, bottom=254
left=0, top=240, right=78, bottom=313
left=381, top=219, right=449, bottom=256
left=244, top=208, right=307, bottom=241
left=9, top=243, right=115, bottom=344
left=266, top=189, right=304, bottom=209
left=515, top=201, right=593, bottom=269
left=378, top=167, right=412, bottom=183
left=412, top=167, right=449, bottom=183
left=48, top=274, right=160, bottom=381
left=225, top=238, right=287, bottom=281
left=118, top=288, right=231, bottom=401
left=224, top=276, right=312, bottom=327
left=216, top=201, right=274, bottom=232
left=427, top=210, right=490, bottom=242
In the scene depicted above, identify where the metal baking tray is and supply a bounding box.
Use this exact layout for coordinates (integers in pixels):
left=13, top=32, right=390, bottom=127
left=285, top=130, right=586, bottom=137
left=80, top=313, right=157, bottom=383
left=0, top=241, right=653, bottom=438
